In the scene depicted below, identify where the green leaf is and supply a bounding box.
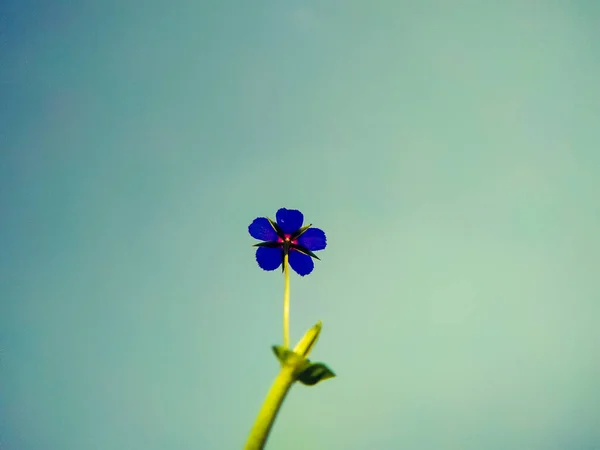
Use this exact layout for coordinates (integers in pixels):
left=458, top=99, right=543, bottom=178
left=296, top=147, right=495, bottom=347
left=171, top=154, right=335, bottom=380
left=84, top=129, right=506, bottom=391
left=272, top=346, right=306, bottom=369
left=296, top=362, right=336, bottom=386
left=292, top=321, right=322, bottom=358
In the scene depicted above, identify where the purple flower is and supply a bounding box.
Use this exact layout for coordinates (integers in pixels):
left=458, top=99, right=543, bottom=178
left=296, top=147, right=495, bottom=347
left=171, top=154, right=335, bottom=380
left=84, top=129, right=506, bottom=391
left=248, top=208, right=327, bottom=276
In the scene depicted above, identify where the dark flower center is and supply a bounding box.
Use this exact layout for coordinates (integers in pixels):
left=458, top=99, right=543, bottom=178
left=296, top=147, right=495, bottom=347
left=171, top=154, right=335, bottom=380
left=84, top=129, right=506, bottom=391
left=278, top=235, right=298, bottom=245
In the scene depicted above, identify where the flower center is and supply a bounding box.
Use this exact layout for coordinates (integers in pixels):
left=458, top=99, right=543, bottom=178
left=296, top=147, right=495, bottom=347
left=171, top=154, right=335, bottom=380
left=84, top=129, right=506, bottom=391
left=278, top=235, right=298, bottom=245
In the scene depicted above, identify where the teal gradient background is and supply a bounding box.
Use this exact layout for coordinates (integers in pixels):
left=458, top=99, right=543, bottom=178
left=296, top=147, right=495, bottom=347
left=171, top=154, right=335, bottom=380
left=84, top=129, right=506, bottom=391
left=1, top=2, right=599, bottom=449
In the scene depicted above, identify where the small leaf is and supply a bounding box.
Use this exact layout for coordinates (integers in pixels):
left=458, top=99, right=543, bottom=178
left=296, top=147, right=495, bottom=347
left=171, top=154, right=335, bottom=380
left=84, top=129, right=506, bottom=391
left=293, top=321, right=322, bottom=358
left=272, top=346, right=306, bottom=368
left=296, top=362, right=336, bottom=386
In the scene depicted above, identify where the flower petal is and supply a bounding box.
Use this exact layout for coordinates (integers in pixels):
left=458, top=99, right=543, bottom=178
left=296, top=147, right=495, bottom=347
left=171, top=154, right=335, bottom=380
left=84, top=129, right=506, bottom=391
left=276, top=208, right=304, bottom=235
left=255, top=247, right=283, bottom=271
left=297, top=227, right=327, bottom=251
left=288, top=250, right=314, bottom=276
left=248, top=217, right=278, bottom=241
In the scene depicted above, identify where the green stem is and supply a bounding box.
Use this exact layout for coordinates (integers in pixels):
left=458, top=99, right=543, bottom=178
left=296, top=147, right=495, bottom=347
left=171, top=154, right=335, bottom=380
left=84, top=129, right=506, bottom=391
left=283, top=253, right=290, bottom=349
left=244, top=322, right=322, bottom=450
left=243, top=366, right=295, bottom=450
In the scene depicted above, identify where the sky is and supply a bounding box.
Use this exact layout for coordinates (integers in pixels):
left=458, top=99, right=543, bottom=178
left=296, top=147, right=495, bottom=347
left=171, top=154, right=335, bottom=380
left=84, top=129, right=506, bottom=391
left=1, top=1, right=599, bottom=449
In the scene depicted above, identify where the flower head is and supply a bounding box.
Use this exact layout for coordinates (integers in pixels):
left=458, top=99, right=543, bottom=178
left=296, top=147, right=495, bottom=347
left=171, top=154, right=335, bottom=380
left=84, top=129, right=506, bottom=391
left=248, top=208, right=327, bottom=276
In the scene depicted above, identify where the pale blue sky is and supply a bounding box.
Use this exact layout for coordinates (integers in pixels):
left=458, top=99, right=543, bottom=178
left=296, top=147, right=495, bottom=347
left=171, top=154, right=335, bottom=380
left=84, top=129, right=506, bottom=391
left=1, top=2, right=599, bottom=449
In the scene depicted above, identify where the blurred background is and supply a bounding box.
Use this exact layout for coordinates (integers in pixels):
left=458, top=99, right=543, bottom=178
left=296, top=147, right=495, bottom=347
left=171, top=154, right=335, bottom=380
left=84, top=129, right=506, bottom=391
left=1, top=1, right=599, bottom=449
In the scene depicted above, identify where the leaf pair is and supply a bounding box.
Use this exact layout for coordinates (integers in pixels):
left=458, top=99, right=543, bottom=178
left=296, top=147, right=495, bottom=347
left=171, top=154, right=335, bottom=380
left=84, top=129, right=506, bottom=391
left=272, top=346, right=336, bottom=386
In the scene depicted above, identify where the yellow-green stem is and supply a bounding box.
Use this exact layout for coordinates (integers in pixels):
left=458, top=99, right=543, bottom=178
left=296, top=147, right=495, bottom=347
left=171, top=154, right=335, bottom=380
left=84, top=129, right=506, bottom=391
left=283, top=253, right=290, bottom=349
left=243, top=366, right=295, bottom=450
left=244, top=322, right=322, bottom=450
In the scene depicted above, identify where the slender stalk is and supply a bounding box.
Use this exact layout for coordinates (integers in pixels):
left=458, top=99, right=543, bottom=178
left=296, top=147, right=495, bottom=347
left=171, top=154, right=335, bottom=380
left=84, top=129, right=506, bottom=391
left=283, top=253, right=290, bottom=349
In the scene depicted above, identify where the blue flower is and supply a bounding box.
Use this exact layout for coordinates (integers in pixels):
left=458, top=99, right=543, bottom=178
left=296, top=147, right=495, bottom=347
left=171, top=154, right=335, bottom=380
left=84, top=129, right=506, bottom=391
left=248, top=208, right=327, bottom=276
